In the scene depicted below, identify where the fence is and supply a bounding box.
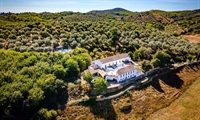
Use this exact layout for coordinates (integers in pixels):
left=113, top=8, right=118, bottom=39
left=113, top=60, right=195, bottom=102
left=96, top=85, right=136, bottom=101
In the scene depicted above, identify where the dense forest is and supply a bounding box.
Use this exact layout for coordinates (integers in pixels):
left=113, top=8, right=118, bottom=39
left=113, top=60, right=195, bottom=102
left=0, top=8, right=200, bottom=119
left=0, top=48, right=90, bottom=119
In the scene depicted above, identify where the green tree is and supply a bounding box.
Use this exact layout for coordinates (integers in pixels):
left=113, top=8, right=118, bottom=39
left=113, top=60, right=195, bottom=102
left=151, top=58, right=161, bottom=68
left=83, top=71, right=93, bottom=83
left=53, top=64, right=66, bottom=79
left=110, top=27, right=120, bottom=46
left=141, top=60, right=152, bottom=72
left=28, top=87, right=45, bottom=106
left=38, top=108, right=57, bottom=120
left=94, top=77, right=107, bottom=94
left=152, top=51, right=172, bottom=67
left=10, top=91, right=23, bottom=104
left=66, top=58, right=80, bottom=77
left=132, top=50, right=140, bottom=61
left=74, top=55, right=86, bottom=71
left=138, top=46, right=152, bottom=60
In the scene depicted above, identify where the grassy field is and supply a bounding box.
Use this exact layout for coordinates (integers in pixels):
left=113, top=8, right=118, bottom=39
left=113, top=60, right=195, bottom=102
left=147, top=77, right=200, bottom=120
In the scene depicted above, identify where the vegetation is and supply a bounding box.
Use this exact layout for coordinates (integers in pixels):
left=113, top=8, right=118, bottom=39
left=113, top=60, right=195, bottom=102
left=82, top=71, right=93, bottom=83
left=0, top=48, right=90, bottom=118
left=151, top=51, right=172, bottom=68
left=0, top=15, right=199, bottom=63
left=94, top=77, right=107, bottom=94
left=38, top=108, right=57, bottom=120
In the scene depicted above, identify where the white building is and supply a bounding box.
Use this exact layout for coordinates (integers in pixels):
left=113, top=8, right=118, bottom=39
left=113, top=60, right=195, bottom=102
left=88, top=54, right=143, bottom=83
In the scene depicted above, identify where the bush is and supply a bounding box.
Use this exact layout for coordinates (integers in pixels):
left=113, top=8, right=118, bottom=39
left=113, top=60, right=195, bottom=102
left=38, top=108, right=57, bottom=120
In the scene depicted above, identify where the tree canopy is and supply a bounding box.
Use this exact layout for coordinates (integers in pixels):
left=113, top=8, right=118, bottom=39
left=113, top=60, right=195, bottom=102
left=83, top=71, right=93, bottom=83
left=0, top=48, right=90, bottom=118
left=94, top=77, right=107, bottom=94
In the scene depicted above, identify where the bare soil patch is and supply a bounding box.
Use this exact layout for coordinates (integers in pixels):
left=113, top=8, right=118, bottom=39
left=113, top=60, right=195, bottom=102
left=181, top=34, right=200, bottom=43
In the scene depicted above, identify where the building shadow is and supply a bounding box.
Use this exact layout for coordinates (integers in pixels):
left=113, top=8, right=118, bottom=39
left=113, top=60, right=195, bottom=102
left=134, top=78, right=165, bottom=93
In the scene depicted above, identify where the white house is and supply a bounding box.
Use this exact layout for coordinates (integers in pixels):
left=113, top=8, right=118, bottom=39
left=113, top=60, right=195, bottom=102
left=88, top=54, right=143, bottom=83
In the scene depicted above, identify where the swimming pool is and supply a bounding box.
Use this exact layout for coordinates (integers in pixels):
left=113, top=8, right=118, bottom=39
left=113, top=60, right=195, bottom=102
left=56, top=49, right=71, bottom=54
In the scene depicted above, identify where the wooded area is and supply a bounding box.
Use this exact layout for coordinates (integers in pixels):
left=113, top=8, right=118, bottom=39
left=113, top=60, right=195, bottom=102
left=0, top=48, right=90, bottom=119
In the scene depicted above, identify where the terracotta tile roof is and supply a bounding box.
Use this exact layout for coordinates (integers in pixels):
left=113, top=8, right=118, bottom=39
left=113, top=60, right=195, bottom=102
left=117, top=65, right=135, bottom=75
left=99, top=53, right=129, bottom=64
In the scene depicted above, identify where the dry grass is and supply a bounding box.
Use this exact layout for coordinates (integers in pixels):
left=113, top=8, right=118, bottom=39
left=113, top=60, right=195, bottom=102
left=181, top=34, right=200, bottom=43
left=147, top=77, right=200, bottom=120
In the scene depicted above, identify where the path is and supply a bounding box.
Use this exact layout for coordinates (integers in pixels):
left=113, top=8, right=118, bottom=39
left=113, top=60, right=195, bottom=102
left=96, top=77, right=149, bottom=101
left=96, top=85, right=136, bottom=101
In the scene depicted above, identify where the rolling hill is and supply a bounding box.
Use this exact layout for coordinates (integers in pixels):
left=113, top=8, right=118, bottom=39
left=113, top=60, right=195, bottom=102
left=88, top=8, right=200, bottom=24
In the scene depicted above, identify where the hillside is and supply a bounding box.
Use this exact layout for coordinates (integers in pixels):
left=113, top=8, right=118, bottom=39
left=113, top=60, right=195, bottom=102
left=57, top=62, right=200, bottom=120
left=88, top=8, right=200, bottom=34
left=147, top=77, right=200, bottom=120
left=88, top=8, right=132, bottom=15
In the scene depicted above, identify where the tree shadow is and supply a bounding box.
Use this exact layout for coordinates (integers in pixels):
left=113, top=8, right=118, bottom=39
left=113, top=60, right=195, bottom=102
left=134, top=78, right=165, bottom=93
left=158, top=70, right=184, bottom=89
left=150, top=78, right=165, bottom=92
left=82, top=99, right=117, bottom=120
left=135, top=68, right=184, bottom=93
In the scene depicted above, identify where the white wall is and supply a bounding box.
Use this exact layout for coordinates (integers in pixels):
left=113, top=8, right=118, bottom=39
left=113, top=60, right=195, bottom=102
left=116, top=70, right=136, bottom=82
left=135, top=71, right=143, bottom=77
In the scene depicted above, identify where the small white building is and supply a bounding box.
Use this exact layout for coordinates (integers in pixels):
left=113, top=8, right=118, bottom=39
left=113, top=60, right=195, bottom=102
left=88, top=54, right=143, bottom=83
